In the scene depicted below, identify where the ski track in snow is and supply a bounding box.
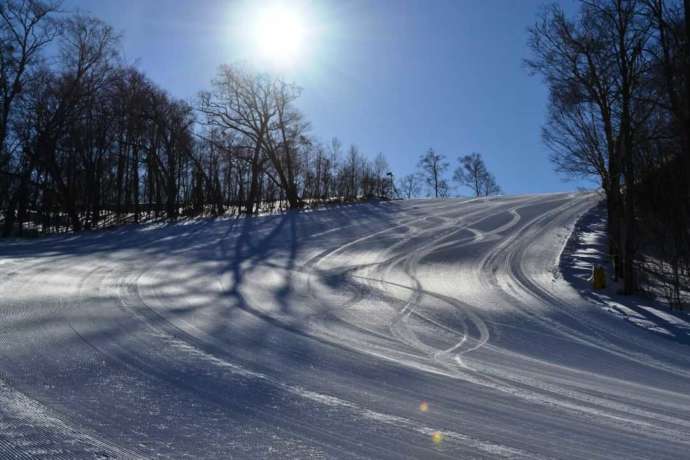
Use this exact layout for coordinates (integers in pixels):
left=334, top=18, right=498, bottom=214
left=1, top=193, right=690, bottom=459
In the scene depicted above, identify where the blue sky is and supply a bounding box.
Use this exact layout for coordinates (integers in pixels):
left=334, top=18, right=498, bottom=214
left=62, top=0, right=589, bottom=195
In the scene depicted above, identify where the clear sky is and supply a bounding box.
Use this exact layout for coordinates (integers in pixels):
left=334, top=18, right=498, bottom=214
left=62, top=0, right=589, bottom=195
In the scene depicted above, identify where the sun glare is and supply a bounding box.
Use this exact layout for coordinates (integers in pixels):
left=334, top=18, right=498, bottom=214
left=252, top=4, right=308, bottom=66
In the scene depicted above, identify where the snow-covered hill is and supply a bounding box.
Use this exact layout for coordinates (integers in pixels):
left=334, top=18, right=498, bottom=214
left=1, top=193, right=689, bottom=459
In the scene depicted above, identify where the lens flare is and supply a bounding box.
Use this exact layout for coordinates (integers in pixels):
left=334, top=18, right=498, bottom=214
left=432, top=431, right=444, bottom=445
left=419, top=401, right=429, bottom=412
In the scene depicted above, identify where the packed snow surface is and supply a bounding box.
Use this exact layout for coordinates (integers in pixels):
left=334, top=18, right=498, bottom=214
left=1, top=193, right=689, bottom=459
left=560, top=202, right=690, bottom=342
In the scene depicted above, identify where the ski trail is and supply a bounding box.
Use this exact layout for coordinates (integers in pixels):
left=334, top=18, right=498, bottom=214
left=3, top=194, right=690, bottom=459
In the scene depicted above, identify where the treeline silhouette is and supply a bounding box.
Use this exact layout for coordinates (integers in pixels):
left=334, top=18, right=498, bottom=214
left=397, top=149, right=501, bottom=199
left=0, top=1, right=395, bottom=236
left=527, top=0, right=689, bottom=303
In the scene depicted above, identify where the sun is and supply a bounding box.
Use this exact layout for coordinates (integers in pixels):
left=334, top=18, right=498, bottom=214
left=252, top=4, right=308, bottom=66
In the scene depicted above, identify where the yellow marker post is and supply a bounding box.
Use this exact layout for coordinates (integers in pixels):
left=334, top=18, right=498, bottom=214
left=592, top=265, right=606, bottom=290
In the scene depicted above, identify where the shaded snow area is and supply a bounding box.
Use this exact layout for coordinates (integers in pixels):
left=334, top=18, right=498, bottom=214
left=560, top=200, right=690, bottom=344
left=1, top=193, right=690, bottom=459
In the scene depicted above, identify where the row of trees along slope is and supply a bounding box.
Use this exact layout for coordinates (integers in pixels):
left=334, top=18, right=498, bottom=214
left=527, top=0, right=690, bottom=301
left=397, top=149, right=501, bottom=199
left=0, top=0, right=396, bottom=236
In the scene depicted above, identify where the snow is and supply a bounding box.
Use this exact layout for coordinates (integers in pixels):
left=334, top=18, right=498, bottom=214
left=560, top=201, right=690, bottom=343
left=1, top=193, right=690, bottom=458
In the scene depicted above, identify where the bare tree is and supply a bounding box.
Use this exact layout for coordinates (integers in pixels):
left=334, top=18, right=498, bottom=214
left=527, top=0, right=656, bottom=294
left=417, top=148, right=449, bottom=198
left=29, top=15, right=118, bottom=231
left=263, top=79, right=306, bottom=209
left=199, top=65, right=306, bottom=214
left=453, top=152, right=501, bottom=197
left=0, top=0, right=59, bottom=153
left=397, top=174, right=420, bottom=199
left=0, top=0, right=60, bottom=235
left=526, top=3, right=623, bottom=275
left=200, top=66, right=274, bottom=215
left=372, top=152, right=389, bottom=197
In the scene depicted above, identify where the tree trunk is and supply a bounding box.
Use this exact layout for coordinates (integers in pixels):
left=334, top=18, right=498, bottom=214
left=685, top=0, right=690, bottom=189
left=2, top=195, right=17, bottom=237
left=246, top=142, right=262, bottom=216
left=133, top=147, right=140, bottom=223
left=621, top=192, right=636, bottom=294
left=606, top=175, right=623, bottom=280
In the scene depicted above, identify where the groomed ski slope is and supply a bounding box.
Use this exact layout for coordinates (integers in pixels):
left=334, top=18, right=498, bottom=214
left=1, top=192, right=689, bottom=459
